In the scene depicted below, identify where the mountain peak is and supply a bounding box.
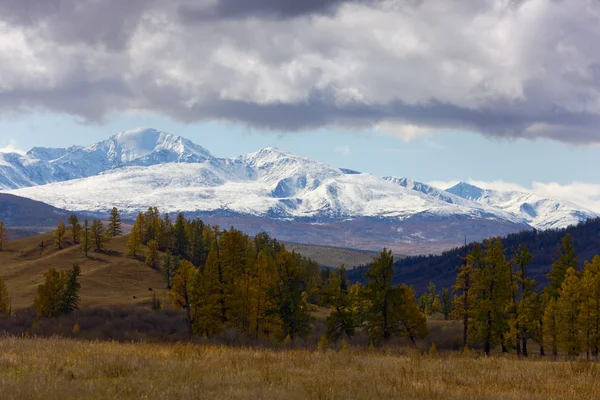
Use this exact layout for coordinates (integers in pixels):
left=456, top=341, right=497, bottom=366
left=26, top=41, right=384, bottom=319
left=446, top=181, right=485, bottom=200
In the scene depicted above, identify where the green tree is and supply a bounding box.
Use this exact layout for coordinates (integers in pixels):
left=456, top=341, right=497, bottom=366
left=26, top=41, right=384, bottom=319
left=0, top=221, right=7, bottom=252
left=145, top=239, right=160, bottom=269
left=398, top=284, right=428, bottom=344
left=191, top=249, right=225, bottom=336
left=579, top=256, right=600, bottom=360
left=0, top=275, right=11, bottom=317
left=324, top=267, right=356, bottom=342
left=173, top=213, right=189, bottom=259
left=80, top=220, right=92, bottom=257
left=55, top=219, right=66, bottom=249
left=68, top=214, right=80, bottom=244
left=61, top=265, right=81, bottom=315
left=547, top=234, right=578, bottom=299
left=543, top=297, right=559, bottom=358
left=91, top=219, right=108, bottom=252
left=363, top=248, right=400, bottom=344
left=441, top=288, right=452, bottom=320
left=452, top=244, right=481, bottom=348
left=107, top=207, right=123, bottom=237
left=162, top=251, right=176, bottom=289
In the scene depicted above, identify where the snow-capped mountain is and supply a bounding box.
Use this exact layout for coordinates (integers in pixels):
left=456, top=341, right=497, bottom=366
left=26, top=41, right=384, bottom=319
left=0, top=128, right=596, bottom=253
left=446, top=182, right=598, bottom=230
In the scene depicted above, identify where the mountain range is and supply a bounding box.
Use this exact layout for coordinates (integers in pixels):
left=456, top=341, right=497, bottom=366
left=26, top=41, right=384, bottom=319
left=0, top=128, right=596, bottom=254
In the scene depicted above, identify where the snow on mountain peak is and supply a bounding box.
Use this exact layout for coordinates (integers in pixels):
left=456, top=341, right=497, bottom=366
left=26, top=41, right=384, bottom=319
left=446, top=182, right=486, bottom=200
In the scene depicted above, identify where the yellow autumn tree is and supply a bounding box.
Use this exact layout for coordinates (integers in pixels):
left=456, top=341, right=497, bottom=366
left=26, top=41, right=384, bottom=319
left=0, top=220, right=8, bottom=252
left=0, top=275, right=11, bottom=317
left=579, top=256, right=600, bottom=360
left=170, top=259, right=198, bottom=337
left=55, top=219, right=66, bottom=249
left=543, top=297, right=559, bottom=358
left=556, top=267, right=582, bottom=358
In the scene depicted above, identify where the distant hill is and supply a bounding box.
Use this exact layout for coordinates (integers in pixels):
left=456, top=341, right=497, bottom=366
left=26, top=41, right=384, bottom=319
left=285, top=242, right=386, bottom=269
left=0, top=232, right=164, bottom=310
left=347, top=218, right=600, bottom=293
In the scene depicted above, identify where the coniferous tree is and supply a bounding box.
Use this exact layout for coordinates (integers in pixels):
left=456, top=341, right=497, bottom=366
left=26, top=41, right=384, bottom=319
left=162, top=251, right=175, bottom=289
left=325, top=267, right=356, bottom=342
left=126, top=214, right=144, bottom=258
left=145, top=239, right=160, bottom=269
left=547, top=234, right=578, bottom=299
left=34, top=268, right=66, bottom=318
left=580, top=256, right=600, bottom=360
left=68, top=214, right=80, bottom=244
left=363, top=248, right=400, bottom=344
left=452, top=244, right=481, bottom=348
left=61, top=264, right=81, bottom=315
left=556, top=267, right=582, bottom=358
left=398, top=283, right=428, bottom=344
left=170, top=260, right=197, bottom=337
left=0, top=220, right=7, bottom=252
left=0, top=275, right=11, bottom=317
left=469, top=238, right=512, bottom=356
left=55, top=219, right=66, bottom=249
left=107, top=207, right=123, bottom=237
left=543, top=297, right=559, bottom=358
left=441, top=288, right=453, bottom=320
left=90, top=219, right=108, bottom=252
left=173, top=213, right=189, bottom=259
left=191, top=249, right=224, bottom=336
left=251, top=250, right=280, bottom=340
left=80, top=220, right=92, bottom=257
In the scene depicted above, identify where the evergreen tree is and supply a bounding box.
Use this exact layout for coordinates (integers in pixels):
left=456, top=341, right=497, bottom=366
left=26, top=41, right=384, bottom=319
left=397, top=283, right=428, bottom=344
left=441, top=288, right=452, bottom=320
left=107, top=207, right=123, bottom=237
left=272, top=251, right=313, bottom=341
left=145, top=239, right=160, bottom=269
left=324, top=267, right=356, bottom=342
left=469, top=238, right=512, bottom=356
left=363, top=248, right=400, bottom=344
left=427, top=281, right=440, bottom=314
left=80, top=220, right=92, bottom=257
left=452, top=243, right=481, bottom=348
left=68, top=214, right=80, bottom=244
left=579, top=256, right=600, bottom=359
left=556, top=267, right=582, bottom=358
left=0, top=275, right=10, bottom=317
left=251, top=250, right=280, bottom=340
left=173, top=213, right=189, bottom=259
left=162, top=251, right=175, bottom=289
left=0, top=220, right=7, bottom=252
left=547, top=234, right=578, bottom=299
left=90, top=219, right=108, bottom=252
left=61, top=264, right=81, bottom=315
left=55, top=219, right=66, bottom=249
left=191, top=249, right=224, bottom=336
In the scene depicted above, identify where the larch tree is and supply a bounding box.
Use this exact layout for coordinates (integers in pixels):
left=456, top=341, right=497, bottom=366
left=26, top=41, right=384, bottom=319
left=469, top=238, right=512, bottom=356
left=0, top=275, right=11, bottom=317
left=161, top=251, right=175, bottom=289
left=324, top=267, right=356, bottom=342
left=170, top=259, right=198, bottom=337
left=145, top=239, right=160, bottom=269
left=251, top=250, right=280, bottom=340
left=579, top=256, right=600, bottom=359
left=398, top=284, right=428, bottom=344
left=547, top=234, right=578, bottom=299
left=126, top=214, right=144, bottom=258
left=68, top=214, right=80, bottom=244
left=90, top=220, right=108, bottom=252
left=107, top=207, right=123, bottom=237
left=80, top=220, right=92, bottom=257
left=556, top=267, right=582, bottom=358
left=55, top=219, right=66, bottom=249
left=441, top=288, right=453, bottom=320
left=0, top=221, right=7, bottom=252
left=543, top=297, right=559, bottom=358
left=452, top=243, right=482, bottom=348
left=34, top=268, right=66, bottom=318
left=191, top=249, right=225, bottom=336
left=173, top=213, right=189, bottom=259
left=60, top=265, right=81, bottom=315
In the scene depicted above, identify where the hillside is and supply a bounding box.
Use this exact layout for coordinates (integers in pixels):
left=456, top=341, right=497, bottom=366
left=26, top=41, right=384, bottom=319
left=0, top=232, right=165, bottom=310
left=285, top=242, right=382, bottom=268
left=347, top=218, right=600, bottom=293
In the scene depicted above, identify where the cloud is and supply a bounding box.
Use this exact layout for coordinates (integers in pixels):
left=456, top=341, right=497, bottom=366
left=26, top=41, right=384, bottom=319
left=428, top=179, right=600, bottom=213
left=1, top=0, right=600, bottom=143
left=334, top=145, right=352, bottom=156
left=0, top=140, right=25, bottom=155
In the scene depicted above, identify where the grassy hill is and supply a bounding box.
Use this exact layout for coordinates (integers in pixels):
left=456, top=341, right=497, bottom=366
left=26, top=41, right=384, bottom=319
left=0, top=232, right=165, bottom=310
left=284, top=242, right=384, bottom=268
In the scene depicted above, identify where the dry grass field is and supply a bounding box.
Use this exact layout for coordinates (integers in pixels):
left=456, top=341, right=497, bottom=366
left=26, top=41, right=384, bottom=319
left=0, top=337, right=599, bottom=400
left=0, top=232, right=165, bottom=310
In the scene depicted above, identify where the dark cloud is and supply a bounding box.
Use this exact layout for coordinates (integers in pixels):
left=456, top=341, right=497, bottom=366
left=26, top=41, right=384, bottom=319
left=0, top=0, right=599, bottom=143
left=178, top=0, right=373, bottom=21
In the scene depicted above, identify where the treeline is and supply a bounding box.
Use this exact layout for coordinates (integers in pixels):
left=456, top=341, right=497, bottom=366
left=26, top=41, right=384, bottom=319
left=451, top=233, right=600, bottom=359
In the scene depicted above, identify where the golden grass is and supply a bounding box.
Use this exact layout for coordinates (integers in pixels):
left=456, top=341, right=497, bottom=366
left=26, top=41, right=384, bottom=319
left=0, top=232, right=165, bottom=309
left=1, top=337, right=599, bottom=400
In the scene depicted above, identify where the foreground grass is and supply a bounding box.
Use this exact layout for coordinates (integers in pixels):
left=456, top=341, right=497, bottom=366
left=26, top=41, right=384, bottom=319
left=1, top=338, right=600, bottom=399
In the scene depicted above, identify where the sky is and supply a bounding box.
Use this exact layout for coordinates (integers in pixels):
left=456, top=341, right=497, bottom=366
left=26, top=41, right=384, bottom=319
left=0, top=0, right=599, bottom=210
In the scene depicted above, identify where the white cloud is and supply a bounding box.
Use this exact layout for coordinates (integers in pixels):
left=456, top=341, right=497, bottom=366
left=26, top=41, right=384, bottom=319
left=0, top=140, right=25, bottom=155
left=334, top=145, right=352, bottom=156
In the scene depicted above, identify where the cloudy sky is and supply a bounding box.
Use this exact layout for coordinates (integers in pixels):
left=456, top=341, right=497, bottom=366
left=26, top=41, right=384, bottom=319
left=0, top=0, right=599, bottom=209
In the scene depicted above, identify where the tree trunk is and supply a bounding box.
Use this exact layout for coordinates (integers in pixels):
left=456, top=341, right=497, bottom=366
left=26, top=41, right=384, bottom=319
left=522, top=338, right=528, bottom=357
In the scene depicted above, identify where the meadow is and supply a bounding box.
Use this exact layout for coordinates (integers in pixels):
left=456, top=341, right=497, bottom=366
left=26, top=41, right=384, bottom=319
left=1, top=336, right=599, bottom=400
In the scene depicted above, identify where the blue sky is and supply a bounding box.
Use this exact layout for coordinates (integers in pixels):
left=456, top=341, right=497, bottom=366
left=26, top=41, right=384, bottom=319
left=0, top=111, right=597, bottom=189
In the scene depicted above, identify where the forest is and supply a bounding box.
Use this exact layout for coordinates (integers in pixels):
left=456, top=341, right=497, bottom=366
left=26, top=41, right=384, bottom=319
left=1, top=209, right=600, bottom=362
